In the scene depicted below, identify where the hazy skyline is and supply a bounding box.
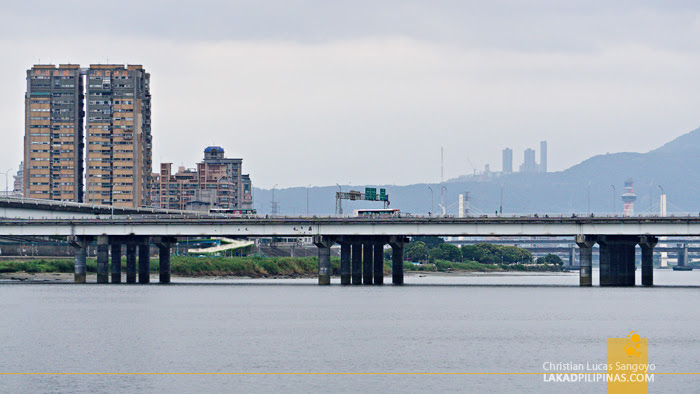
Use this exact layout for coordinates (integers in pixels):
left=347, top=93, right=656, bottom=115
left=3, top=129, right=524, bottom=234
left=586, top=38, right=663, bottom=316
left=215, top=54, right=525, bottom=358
left=1, top=1, right=699, bottom=188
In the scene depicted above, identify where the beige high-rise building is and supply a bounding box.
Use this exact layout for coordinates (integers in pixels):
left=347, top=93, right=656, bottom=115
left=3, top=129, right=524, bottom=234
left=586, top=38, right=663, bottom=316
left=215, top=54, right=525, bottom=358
left=85, top=64, right=151, bottom=207
left=24, top=64, right=84, bottom=201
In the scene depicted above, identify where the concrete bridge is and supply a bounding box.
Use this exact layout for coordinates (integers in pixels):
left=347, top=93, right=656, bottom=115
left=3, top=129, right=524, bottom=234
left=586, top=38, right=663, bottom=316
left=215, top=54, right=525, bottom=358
left=2, top=196, right=700, bottom=287
left=2, top=214, right=700, bottom=286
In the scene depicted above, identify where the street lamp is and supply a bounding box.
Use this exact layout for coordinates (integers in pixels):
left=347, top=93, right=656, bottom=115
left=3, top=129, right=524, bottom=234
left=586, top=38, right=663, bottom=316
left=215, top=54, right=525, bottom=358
left=611, top=184, right=616, bottom=215
left=427, top=186, right=434, bottom=213
left=2, top=168, right=12, bottom=197
left=499, top=183, right=503, bottom=216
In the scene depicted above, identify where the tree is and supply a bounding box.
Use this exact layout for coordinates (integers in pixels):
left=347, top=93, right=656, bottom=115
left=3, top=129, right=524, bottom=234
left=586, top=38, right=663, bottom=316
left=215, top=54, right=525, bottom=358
left=542, top=253, right=564, bottom=266
left=405, top=241, right=428, bottom=262
left=411, top=236, right=444, bottom=249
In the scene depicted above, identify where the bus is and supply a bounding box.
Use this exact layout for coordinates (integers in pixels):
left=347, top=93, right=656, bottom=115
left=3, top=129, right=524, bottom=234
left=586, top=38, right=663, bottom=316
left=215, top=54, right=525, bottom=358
left=209, top=208, right=257, bottom=216
left=353, top=208, right=400, bottom=218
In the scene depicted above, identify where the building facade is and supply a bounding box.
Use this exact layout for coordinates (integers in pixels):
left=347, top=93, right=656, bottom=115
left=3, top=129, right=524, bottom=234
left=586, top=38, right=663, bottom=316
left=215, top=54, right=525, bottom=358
left=23, top=63, right=152, bottom=207
left=85, top=64, right=151, bottom=207
left=151, top=147, right=253, bottom=211
left=24, top=64, right=84, bottom=201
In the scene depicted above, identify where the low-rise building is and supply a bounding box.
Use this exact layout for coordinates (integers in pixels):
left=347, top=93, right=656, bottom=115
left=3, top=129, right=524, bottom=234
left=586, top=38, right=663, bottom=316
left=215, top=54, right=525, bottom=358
left=151, top=146, right=253, bottom=211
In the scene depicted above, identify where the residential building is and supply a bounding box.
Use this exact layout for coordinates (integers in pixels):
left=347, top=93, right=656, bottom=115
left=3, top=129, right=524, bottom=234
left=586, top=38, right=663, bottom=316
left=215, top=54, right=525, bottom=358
left=85, top=64, right=151, bottom=207
left=520, top=148, right=538, bottom=172
left=540, top=141, right=547, bottom=173
left=151, top=146, right=253, bottom=211
left=24, top=64, right=84, bottom=201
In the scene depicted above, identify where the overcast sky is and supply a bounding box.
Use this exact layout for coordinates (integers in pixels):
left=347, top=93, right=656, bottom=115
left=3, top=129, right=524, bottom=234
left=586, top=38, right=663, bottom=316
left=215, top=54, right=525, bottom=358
left=1, top=1, right=699, bottom=188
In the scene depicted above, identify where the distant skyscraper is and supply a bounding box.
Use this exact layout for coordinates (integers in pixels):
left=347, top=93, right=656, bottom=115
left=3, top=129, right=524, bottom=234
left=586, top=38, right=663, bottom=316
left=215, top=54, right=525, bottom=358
left=540, top=141, right=547, bottom=172
left=520, top=148, right=537, bottom=172
left=24, top=64, right=84, bottom=201
left=85, top=64, right=152, bottom=207
left=502, top=148, right=513, bottom=173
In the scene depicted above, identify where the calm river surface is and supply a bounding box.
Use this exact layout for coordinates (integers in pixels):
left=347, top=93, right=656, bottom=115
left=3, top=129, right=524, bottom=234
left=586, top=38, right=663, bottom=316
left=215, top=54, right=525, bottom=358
left=1, top=270, right=698, bottom=393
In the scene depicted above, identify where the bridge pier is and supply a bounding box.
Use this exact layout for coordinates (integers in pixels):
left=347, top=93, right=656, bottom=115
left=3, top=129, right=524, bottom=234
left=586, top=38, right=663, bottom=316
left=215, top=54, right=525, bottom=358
left=374, top=238, right=385, bottom=285
left=639, top=236, right=658, bottom=286
left=389, top=236, right=407, bottom=285
left=598, top=235, right=637, bottom=286
left=351, top=241, right=362, bottom=285
left=154, top=237, right=176, bottom=284
left=69, top=236, right=92, bottom=283
left=96, top=236, right=109, bottom=284
left=363, top=240, right=373, bottom=285
left=111, top=241, right=122, bottom=283
left=575, top=235, right=596, bottom=286
left=126, top=243, right=137, bottom=283
left=313, top=236, right=333, bottom=285
left=338, top=238, right=351, bottom=285
left=138, top=238, right=150, bottom=284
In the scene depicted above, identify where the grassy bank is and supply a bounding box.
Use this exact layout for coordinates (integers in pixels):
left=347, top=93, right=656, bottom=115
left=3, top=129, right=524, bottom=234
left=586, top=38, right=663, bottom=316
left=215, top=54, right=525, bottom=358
left=0, top=256, right=564, bottom=277
left=405, top=260, right=564, bottom=273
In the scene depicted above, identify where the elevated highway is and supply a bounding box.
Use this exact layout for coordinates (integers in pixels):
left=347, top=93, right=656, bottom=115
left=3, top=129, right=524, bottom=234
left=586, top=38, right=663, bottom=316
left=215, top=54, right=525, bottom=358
left=1, top=198, right=697, bottom=287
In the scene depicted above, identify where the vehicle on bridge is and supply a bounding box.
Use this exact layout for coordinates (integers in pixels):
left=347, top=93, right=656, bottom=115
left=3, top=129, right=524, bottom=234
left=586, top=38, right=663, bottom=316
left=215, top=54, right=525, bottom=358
left=353, top=208, right=400, bottom=218
left=209, top=208, right=257, bottom=216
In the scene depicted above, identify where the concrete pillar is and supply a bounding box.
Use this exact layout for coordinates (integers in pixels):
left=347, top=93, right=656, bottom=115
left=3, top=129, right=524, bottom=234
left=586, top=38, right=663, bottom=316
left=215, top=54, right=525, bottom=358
left=96, top=236, right=109, bottom=284
left=126, top=243, right=137, bottom=283
left=575, top=235, right=596, bottom=287
left=389, top=236, right=407, bottom=285
left=159, top=245, right=171, bottom=283
left=313, top=235, right=333, bottom=285
left=679, top=244, right=689, bottom=267
left=373, top=239, right=384, bottom=285
left=138, top=240, right=150, bottom=284
left=568, top=246, right=575, bottom=268
left=598, top=235, right=637, bottom=286
left=70, top=236, right=92, bottom=284
left=362, top=241, right=373, bottom=285
left=110, top=242, right=121, bottom=283
left=639, top=236, right=658, bottom=286
left=351, top=241, right=362, bottom=285
left=339, top=242, right=351, bottom=285
left=154, top=237, right=176, bottom=284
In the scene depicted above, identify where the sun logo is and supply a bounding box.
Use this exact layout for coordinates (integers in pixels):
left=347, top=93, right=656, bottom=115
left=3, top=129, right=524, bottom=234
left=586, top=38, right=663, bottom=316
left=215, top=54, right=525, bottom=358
left=625, top=331, right=643, bottom=357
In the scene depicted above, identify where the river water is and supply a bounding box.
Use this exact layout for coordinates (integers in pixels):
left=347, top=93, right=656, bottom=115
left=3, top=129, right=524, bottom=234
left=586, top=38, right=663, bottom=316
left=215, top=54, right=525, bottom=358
left=0, top=270, right=698, bottom=393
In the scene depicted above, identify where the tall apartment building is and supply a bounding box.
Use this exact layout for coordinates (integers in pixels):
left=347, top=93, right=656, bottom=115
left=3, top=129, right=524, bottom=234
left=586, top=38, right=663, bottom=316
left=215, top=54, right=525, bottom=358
left=502, top=148, right=513, bottom=173
left=539, top=141, right=547, bottom=173
left=24, top=64, right=84, bottom=201
left=519, top=148, right=537, bottom=172
left=85, top=64, right=151, bottom=207
left=151, top=146, right=253, bottom=211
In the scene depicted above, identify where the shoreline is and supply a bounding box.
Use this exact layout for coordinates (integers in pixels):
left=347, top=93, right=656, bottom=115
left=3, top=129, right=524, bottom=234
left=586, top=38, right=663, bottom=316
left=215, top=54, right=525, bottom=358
left=0, top=270, right=574, bottom=284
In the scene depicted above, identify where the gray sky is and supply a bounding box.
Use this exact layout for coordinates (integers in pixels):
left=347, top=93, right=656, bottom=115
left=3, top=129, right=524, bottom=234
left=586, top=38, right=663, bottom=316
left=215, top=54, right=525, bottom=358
left=1, top=1, right=699, bottom=188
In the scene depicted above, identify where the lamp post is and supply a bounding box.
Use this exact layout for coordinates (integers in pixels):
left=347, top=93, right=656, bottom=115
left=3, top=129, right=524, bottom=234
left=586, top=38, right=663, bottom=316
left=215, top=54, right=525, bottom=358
left=611, top=184, right=616, bottom=215
left=427, top=186, right=434, bottom=213
left=2, top=168, right=12, bottom=197
left=499, top=184, right=503, bottom=216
